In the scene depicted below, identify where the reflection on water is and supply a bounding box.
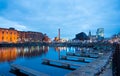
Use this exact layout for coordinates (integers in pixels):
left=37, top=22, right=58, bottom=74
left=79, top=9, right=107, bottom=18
left=0, top=46, right=95, bottom=76
left=0, top=46, right=96, bottom=63
left=0, top=46, right=49, bottom=63
left=54, top=47, right=96, bottom=53
left=18, top=46, right=49, bottom=58
left=55, top=47, right=67, bottom=51
left=0, top=47, right=17, bottom=63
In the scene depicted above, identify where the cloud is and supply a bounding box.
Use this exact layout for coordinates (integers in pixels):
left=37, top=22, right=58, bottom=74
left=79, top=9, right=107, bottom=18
left=0, top=17, right=29, bottom=31
left=13, top=24, right=27, bottom=31
left=0, top=0, right=120, bottom=38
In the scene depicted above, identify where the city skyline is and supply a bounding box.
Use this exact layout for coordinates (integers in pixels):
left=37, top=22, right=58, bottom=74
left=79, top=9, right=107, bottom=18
left=0, top=0, right=120, bottom=39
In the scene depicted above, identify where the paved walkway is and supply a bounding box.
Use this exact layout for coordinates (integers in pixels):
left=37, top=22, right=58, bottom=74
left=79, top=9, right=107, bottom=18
left=99, top=61, right=112, bottom=76
left=100, top=69, right=112, bottom=76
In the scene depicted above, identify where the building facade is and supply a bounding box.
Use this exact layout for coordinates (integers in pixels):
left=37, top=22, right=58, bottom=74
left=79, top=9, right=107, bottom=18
left=73, top=32, right=89, bottom=41
left=0, top=28, right=18, bottom=43
left=18, top=31, right=48, bottom=43
left=0, top=27, right=50, bottom=43
left=25, top=31, right=44, bottom=42
left=96, top=28, right=104, bottom=40
left=18, top=31, right=42, bottom=42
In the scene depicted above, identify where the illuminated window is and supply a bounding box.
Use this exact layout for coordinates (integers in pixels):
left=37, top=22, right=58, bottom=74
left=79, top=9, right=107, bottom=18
left=10, top=38, right=12, bottom=41
left=10, top=32, right=12, bottom=34
left=2, top=31, right=4, bottom=34
left=2, top=37, right=4, bottom=40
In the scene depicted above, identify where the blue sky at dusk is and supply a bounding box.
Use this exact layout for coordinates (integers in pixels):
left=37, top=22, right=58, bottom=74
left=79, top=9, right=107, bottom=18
left=0, top=0, right=120, bottom=39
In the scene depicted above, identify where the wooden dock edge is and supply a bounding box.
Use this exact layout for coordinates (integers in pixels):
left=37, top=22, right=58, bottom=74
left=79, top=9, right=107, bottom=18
left=10, top=64, right=50, bottom=76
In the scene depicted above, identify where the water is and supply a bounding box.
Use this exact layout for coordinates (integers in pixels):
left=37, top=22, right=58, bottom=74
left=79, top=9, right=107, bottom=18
left=0, top=46, right=95, bottom=76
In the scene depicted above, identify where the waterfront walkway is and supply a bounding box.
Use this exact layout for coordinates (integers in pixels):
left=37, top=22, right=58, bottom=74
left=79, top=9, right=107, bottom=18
left=100, top=69, right=112, bottom=76
left=65, top=52, right=112, bottom=76
left=99, top=61, right=112, bottom=76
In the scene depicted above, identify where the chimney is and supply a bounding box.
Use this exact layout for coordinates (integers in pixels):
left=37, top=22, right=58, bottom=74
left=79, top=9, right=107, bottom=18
left=58, top=28, right=60, bottom=40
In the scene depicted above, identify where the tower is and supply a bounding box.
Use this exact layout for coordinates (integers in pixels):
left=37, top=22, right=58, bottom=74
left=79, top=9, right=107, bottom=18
left=88, top=30, right=91, bottom=37
left=58, top=28, right=60, bottom=40
left=88, top=30, right=92, bottom=40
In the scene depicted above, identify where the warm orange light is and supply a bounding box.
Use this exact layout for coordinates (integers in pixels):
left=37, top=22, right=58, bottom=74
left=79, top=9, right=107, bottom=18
left=0, top=28, right=49, bottom=43
left=0, top=28, right=18, bottom=43
left=0, top=47, right=17, bottom=62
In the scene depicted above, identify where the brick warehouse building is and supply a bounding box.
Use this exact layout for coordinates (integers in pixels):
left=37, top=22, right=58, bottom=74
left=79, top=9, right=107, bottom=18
left=0, top=27, right=50, bottom=43
left=0, top=28, right=18, bottom=43
left=18, top=31, right=45, bottom=43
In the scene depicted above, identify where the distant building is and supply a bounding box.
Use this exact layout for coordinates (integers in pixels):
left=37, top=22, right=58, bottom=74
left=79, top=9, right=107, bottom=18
left=0, top=27, right=50, bottom=43
left=73, top=32, right=89, bottom=41
left=53, top=28, right=61, bottom=42
left=0, top=28, right=18, bottom=43
left=18, top=31, right=45, bottom=42
left=109, top=33, right=120, bottom=43
left=88, top=30, right=91, bottom=38
left=18, top=31, right=26, bottom=42
left=42, top=34, right=51, bottom=42
left=88, top=30, right=92, bottom=40
left=91, top=35, right=97, bottom=40
left=54, top=37, right=59, bottom=41
left=96, top=28, right=104, bottom=40
left=87, top=31, right=97, bottom=42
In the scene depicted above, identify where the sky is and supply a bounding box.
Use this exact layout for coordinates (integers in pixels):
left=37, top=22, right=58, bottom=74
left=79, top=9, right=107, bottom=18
left=0, top=0, right=120, bottom=39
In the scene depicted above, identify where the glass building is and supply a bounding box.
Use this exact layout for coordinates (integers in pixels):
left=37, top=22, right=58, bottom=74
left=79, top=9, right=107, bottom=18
left=96, top=28, right=104, bottom=40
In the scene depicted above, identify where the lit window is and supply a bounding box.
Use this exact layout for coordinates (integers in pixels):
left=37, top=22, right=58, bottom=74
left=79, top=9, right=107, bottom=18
left=2, top=31, right=4, bottom=34
left=2, top=37, right=4, bottom=40
left=10, top=38, right=12, bottom=41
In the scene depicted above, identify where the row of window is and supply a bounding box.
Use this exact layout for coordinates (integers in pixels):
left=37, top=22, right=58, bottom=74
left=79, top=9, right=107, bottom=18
left=1, top=37, right=17, bottom=40
left=1, top=31, right=17, bottom=35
